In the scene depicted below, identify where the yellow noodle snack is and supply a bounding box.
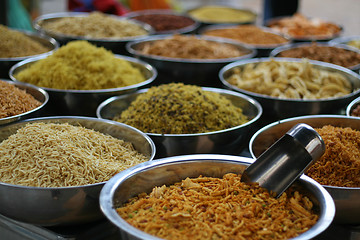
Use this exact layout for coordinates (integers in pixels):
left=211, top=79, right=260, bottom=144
left=114, top=83, right=248, bottom=134
left=138, top=35, right=248, bottom=59
left=117, top=173, right=318, bottom=240
left=14, top=40, right=145, bottom=90
left=306, top=125, right=360, bottom=187
left=188, top=5, right=256, bottom=23
left=226, top=59, right=352, bottom=99
left=39, top=11, right=148, bottom=39
left=0, top=24, right=50, bottom=58
left=348, top=40, right=360, bottom=50
left=0, top=122, right=149, bottom=187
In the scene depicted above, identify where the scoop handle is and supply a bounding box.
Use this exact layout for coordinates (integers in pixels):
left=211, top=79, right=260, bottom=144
left=241, top=123, right=325, bottom=198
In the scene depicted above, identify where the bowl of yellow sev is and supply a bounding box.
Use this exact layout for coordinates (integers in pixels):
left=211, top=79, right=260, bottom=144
left=9, top=40, right=157, bottom=117
left=0, top=116, right=155, bottom=226
left=97, top=83, right=262, bottom=158
left=0, top=24, right=59, bottom=78
left=125, top=34, right=256, bottom=87
left=249, top=114, right=360, bottom=225
left=100, top=154, right=335, bottom=240
left=33, top=11, right=154, bottom=54
left=0, top=79, right=49, bottom=125
left=219, top=57, right=360, bottom=121
left=187, top=5, right=257, bottom=25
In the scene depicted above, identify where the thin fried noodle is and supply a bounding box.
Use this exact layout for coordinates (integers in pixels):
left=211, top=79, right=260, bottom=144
left=117, top=173, right=318, bottom=240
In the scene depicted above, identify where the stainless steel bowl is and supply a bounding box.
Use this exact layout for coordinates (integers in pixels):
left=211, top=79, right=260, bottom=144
left=265, top=15, right=343, bottom=42
left=346, top=96, right=360, bottom=117
left=97, top=87, right=262, bottom=158
left=219, top=57, right=360, bottom=121
left=199, top=24, right=291, bottom=57
left=124, top=9, right=200, bottom=34
left=187, top=5, right=257, bottom=25
left=270, top=42, right=360, bottom=72
left=33, top=12, right=155, bottom=54
left=329, top=35, right=360, bottom=49
left=0, top=30, right=58, bottom=78
left=100, top=154, right=335, bottom=240
left=126, top=34, right=256, bottom=87
left=0, top=116, right=155, bottom=226
left=9, top=54, right=157, bottom=117
left=0, top=79, right=49, bottom=125
left=249, top=115, right=360, bottom=224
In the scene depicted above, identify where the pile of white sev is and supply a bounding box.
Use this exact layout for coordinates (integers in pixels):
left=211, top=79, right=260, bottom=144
left=0, top=122, right=149, bottom=187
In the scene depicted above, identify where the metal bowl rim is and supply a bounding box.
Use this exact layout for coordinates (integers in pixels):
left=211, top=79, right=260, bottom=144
left=219, top=57, right=360, bottom=102
left=249, top=114, right=360, bottom=190
left=0, top=115, right=156, bottom=190
left=0, top=29, right=59, bottom=61
left=125, top=34, right=257, bottom=63
left=33, top=11, right=155, bottom=42
left=100, top=154, right=335, bottom=240
left=346, top=95, right=360, bottom=116
left=199, top=24, right=292, bottom=49
left=96, top=86, right=263, bottom=136
left=329, top=35, right=360, bottom=45
left=9, top=54, right=157, bottom=93
left=0, top=79, right=49, bottom=122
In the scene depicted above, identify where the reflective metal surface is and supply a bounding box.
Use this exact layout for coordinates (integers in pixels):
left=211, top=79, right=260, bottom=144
left=0, top=79, right=49, bottom=126
left=126, top=34, right=256, bottom=87
left=100, top=154, right=335, bottom=240
left=346, top=96, right=360, bottom=116
left=97, top=87, right=262, bottom=158
left=0, top=116, right=155, bottom=226
left=0, top=30, right=59, bottom=78
left=242, top=123, right=325, bottom=198
left=249, top=115, right=360, bottom=224
left=9, top=54, right=157, bottom=117
left=219, top=57, right=360, bottom=120
left=33, top=12, right=155, bottom=54
left=329, top=35, right=360, bottom=48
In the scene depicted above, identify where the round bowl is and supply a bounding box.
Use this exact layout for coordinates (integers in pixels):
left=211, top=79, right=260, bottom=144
left=0, top=29, right=58, bottom=78
left=97, top=87, right=262, bottom=158
left=270, top=42, right=360, bottom=72
left=0, top=116, right=155, bottom=226
left=0, top=79, right=49, bottom=125
left=265, top=14, right=343, bottom=42
left=200, top=24, right=291, bottom=57
left=346, top=96, right=360, bottom=117
left=187, top=5, right=257, bottom=25
left=9, top=54, right=157, bottom=117
left=33, top=12, right=155, bottom=54
left=329, top=35, right=360, bottom=52
left=126, top=34, right=256, bottom=87
left=100, top=154, right=335, bottom=240
left=219, top=57, right=360, bottom=121
left=124, top=9, right=200, bottom=34
left=249, top=114, right=360, bottom=224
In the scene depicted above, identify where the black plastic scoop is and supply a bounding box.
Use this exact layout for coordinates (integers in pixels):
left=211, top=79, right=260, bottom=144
left=241, top=123, right=325, bottom=198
